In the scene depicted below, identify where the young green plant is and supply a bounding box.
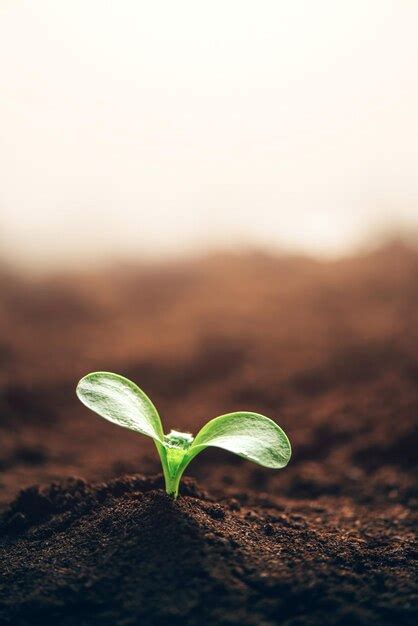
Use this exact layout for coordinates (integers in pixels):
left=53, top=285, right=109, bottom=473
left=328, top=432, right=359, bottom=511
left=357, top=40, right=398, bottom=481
left=76, top=372, right=291, bottom=498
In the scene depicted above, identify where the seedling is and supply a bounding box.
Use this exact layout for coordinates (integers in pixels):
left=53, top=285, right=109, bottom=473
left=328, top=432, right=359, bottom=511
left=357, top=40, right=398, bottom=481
left=76, top=372, right=291, bottom=498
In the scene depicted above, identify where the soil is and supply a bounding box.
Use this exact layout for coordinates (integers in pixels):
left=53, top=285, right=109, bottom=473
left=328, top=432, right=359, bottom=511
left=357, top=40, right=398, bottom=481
left=0, top=242, right=417, bottom=625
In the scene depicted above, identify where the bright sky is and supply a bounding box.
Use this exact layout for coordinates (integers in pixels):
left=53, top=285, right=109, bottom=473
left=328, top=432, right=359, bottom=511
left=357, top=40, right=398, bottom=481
left=0, top=1, right=417, bottom=268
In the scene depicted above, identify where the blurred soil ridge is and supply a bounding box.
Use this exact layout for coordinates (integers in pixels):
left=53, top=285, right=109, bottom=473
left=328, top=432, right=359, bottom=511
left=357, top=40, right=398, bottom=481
left=0, top=242, right=416, bottom=506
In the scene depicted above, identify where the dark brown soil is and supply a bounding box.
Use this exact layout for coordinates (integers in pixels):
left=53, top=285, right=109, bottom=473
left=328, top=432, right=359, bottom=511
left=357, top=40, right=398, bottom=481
left=0, top=243, right=417, bottom=624
left=0, top=475, right=416, bottom=626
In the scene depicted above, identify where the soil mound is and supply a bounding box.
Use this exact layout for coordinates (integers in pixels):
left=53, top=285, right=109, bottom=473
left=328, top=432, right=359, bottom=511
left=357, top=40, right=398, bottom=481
left=0, top=475, right=416, bottom=626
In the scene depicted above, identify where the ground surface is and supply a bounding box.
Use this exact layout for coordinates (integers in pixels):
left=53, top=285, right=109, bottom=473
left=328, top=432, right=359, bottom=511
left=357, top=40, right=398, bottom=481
left=0, top=243, right=417, bottom=624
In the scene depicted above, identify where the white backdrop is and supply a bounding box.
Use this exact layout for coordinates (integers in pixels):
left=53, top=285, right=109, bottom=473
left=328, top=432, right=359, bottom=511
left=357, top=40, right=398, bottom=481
left=1, top=1, right=417, bottom=268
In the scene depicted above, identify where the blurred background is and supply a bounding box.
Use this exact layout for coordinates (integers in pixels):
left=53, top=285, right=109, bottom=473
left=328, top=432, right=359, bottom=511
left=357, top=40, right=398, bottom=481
left=1, top=0, right=418, bottom=270
left=0, top=2, right=417, bottom=509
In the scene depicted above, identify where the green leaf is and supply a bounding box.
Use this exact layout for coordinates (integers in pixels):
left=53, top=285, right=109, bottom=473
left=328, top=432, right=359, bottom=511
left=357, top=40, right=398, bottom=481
left=189, top=412, right=291, bottom=468
left=76, top=372, right=292, bottom=499
left=76, top=372, right=164, bottom=442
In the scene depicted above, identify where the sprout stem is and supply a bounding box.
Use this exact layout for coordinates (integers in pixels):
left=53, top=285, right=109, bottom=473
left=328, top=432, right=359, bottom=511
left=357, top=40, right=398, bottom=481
left=157, top=442, right=183, bottom=499
left=163, top=471, right=182, bottom=499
